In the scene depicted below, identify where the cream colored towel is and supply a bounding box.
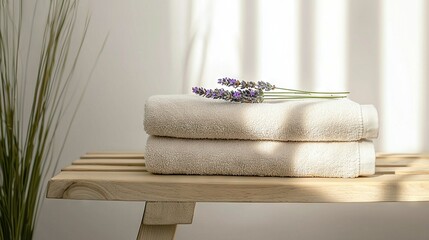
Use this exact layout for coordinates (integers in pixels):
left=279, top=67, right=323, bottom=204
left=144, top=95, right=378, bottom=142
left=145, top=136, right=375, bottom=178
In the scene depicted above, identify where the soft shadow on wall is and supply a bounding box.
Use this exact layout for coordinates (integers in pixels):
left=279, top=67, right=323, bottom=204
left=177, top=0, right=429, bottom=153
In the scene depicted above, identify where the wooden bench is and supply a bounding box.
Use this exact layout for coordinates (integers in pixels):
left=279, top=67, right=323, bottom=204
left=46, top=153, right=429, bottom=239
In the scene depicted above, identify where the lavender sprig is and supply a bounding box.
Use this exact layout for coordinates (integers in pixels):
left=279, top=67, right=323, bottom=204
left=217, top=77, right=349, bottom=95
left=192, top=86, right=264, bottom=103
left=218, top=77, right=276, bottom=91
left=193, top=77, right=349, bottom=103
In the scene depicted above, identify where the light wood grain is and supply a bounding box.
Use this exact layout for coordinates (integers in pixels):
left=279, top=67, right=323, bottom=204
left=376, top=159, right=429, bottom=167
left=62, top=165, right=147, bottom=172
left=72, top=159, right=145, bottom=166
left=46, top=171, right=429, bottom=202
left=46, top=154, right=429, bottom=203
left=376, top=167, right=429, bottom=175
left=376, top=153, right=429, bottom=158
left=81, top=153, right=144, bottom=159
left=136, top=224, right=176, bottom=240
left=142, top=202, right=195, bottom=225
left=46, top=153, right=429, bottom=240
left=136, top=202, right=195, bottom=240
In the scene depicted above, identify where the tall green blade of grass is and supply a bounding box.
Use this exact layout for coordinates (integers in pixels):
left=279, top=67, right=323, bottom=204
left=0, top=1, right=105, bottom=239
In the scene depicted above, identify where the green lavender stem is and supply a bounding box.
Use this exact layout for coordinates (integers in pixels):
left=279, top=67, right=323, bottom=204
left=265, top=91, right=349, bottom=95
left=195, top=78, right=350, bottom=103
left=263, top=95, right=347, bottom=99
left=264, top=93, right=347, bottom=97
left=274, top=87, right=349, bottom=95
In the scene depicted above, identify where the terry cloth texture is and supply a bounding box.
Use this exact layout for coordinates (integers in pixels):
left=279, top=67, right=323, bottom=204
left=145, top=136, right=375, bottom=178
left=144, top=95, right=378, bottom=142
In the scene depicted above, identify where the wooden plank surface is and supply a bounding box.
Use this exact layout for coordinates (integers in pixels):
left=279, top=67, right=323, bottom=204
left=46, top=153, right=429, bottom=203
left=81, top=153, right=144, bottom=159
left=73, top=159, right=145, bottom=166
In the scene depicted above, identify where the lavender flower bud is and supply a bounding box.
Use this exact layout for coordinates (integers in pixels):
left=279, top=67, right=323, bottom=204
left=217, top=77, right=276, bottom=91
left=192, top=86, right=199, bottom=94
left=232, top=91, right=241, bottom=100
left=256, top=81, right=276, bottom=91
left=217, top=77, right=240, bottom=88
left=195, top=77, right=348, bottom=103
left=192, top=86, right=206, bottom=96
left=192, top=86, right=264, bottom=103
left=240, top=89, right=264, bottom=103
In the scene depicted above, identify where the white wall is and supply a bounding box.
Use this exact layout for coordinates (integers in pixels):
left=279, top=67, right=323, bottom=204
left=35, top=0, right=429, bottom=239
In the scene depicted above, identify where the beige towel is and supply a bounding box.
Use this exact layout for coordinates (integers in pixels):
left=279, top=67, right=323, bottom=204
left=144, top=95, right=378, bottom=141
left=145, top=136, right=375, bottom=178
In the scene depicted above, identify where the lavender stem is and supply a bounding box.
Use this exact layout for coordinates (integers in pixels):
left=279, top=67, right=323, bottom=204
left=274, top=87, right=349, bottom=94
left=264, top=95, right=347, bottom=99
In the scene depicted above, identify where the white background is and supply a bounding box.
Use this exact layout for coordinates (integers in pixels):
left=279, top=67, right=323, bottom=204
left=34, top=0, right=429, bottom=239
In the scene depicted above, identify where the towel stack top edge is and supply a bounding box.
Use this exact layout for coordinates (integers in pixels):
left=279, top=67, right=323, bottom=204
left=144, top=94, right=379, bottom=142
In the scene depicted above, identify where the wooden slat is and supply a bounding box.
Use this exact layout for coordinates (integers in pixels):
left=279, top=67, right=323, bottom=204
left=376, top=153, right=429, bottom=159
left=62, top=165, right=147, bottom=172
left=46, top=153, right=429, bottom=203
left=376, top=167, right=429, bottom=175
left=72, top=159, right=145, bottom=166
left=81, top=153, right=144, bottom=159
left=46, top=170, right=429, bottom=202
left=376, top=158, right=429, bottom=166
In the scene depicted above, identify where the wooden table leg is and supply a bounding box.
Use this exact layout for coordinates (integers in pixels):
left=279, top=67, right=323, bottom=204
left=137, top=202, right=196, bottom=240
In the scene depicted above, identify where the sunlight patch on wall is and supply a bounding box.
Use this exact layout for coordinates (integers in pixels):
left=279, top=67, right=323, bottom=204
left=313, top=0, right=347, bottom=91
left=381, top=0, right=424, bottom=152
left=202, top=0, right=241, bottom=89
left=258, top=0, right=299, bottom=88
left=184, top=0, right=241, bottom=90
left=183, top=0, right=212, bottom=91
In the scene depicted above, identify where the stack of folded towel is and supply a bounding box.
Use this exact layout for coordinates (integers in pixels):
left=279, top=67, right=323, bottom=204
left=144, top=95, right=379, bottom=178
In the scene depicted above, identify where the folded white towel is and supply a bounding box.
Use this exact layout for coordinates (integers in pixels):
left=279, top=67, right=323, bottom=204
left=144, top=95, right=378, bottom=141
left=145, top=136, right=375, bottom=178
